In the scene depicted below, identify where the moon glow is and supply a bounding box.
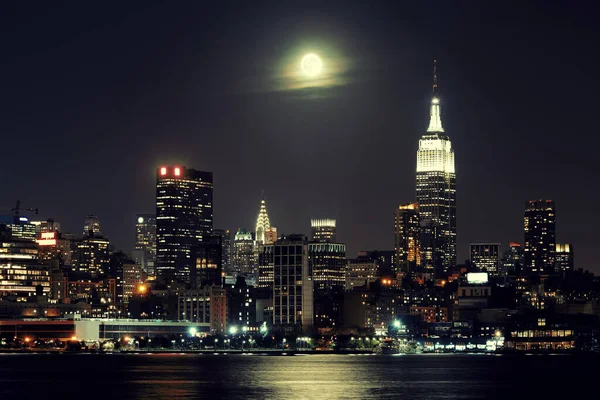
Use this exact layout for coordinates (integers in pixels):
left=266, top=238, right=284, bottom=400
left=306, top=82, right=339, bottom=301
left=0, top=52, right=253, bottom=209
left=301, top=53, right=323, bottom=77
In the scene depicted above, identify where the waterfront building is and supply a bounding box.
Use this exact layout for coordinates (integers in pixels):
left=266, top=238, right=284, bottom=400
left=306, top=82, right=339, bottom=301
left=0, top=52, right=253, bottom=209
left=273, top=234, right=313, bottom=332
left=177, top=286, right=227, bottom=334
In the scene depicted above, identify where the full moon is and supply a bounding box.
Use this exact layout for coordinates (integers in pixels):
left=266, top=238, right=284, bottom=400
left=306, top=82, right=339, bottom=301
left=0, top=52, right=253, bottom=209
left=301, top=53, right=323, bottom=77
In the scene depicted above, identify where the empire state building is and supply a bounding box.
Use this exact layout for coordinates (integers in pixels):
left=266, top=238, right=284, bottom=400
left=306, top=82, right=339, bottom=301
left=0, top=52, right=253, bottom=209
left=416, top=60, right=457, bottom=273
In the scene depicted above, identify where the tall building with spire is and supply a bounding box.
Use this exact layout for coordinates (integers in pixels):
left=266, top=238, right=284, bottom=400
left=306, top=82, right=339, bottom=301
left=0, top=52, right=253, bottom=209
left=255, top=196, right=271, bottom=245
left=416, top=59, right=457, bottom=275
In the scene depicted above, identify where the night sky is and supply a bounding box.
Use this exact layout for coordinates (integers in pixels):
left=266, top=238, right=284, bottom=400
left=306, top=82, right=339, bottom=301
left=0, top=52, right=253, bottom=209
left=1, top=2, right=598, bottom=271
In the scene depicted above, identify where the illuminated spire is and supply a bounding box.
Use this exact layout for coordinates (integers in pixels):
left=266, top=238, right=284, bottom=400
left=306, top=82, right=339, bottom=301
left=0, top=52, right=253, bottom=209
left=255, top=197, right=271, bottom=244
left=427, top=58, right=444, bottom=133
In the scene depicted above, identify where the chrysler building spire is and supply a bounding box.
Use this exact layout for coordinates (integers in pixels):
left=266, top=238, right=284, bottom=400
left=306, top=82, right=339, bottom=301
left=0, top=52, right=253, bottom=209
left=427, top=58, right=444, bottom=133
left=255, top=196, right=271, bottom=244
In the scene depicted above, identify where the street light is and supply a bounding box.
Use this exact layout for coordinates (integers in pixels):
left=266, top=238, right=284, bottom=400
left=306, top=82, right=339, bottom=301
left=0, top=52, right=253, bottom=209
left=189, top=327, right=198, bottom=337
left=260, top=322, right=268, bottom=334
left=229, top=326, right=238, bottom=335
left=393, top=320, right=401, bottom=329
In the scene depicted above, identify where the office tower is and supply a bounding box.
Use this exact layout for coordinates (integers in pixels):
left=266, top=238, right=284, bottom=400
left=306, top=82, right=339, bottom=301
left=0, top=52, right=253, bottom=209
left=232, top=229, right=256, bottom=277
left=555, top=244, right=574, bottom=273
left=213, top=229, right=232, bottom=275
left=523, top=200, right=556, bottom=275
left=0, top=228, right=51, bottom=299
left=310, top=219, right=337, bottom=243
left=257, top=244, right=274, bottom=289
left=155, top=166, right=213, bottom=285
left=309, top=242, right=346, bottom=290
left=501, top=242, right=523, bottom=276
left=394, top=203, right=421, bottom=274
left=109, top=251, right=144, bottom=308
left=134, top=214, right=157, bottom=276
left=255, top=197, right=271, bottom=245
left=273, top=234, right=313, bottom=332
left=0, top=216, right=37, bottom=241
left=83, top=215, right=101, bottom=237
left=264, top=226, right=278, bottom=244
left=191, top=235, right=223, bottom=287
left=416, top=60, right=456, bottom=274
left=470, top=243, right=501, bottom=275
left=71, top=235, right=110, bottom=277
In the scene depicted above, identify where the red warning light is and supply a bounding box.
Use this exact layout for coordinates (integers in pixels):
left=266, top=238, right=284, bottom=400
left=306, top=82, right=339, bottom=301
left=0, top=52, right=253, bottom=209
left=160, top=167, right=167, bottom=176
left=174, top=167, right=181, bottom=176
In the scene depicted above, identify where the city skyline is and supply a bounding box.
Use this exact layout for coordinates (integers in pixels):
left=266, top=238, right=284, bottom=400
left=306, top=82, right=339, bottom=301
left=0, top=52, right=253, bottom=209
left=1, top=2, right=598, bottom=273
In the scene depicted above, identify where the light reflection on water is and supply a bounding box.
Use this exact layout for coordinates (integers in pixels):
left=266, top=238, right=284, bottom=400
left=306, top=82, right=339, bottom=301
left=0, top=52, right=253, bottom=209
left=0, top=353, right=590, bottom=399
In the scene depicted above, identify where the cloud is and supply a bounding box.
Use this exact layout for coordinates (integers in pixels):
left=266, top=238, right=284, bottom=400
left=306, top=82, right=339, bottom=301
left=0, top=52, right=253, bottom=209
left=228, top=49, right=356, bottom=99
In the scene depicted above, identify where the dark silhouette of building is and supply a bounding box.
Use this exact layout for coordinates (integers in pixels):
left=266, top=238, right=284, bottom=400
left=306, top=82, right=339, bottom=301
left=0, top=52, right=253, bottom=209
left=394, top=203, right=420, bottom=274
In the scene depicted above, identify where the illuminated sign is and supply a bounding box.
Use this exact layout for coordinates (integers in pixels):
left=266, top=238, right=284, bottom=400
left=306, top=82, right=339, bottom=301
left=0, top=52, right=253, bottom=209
left=19, top=217, right=28, bottom=222
left=160, top=167, right=167, bottom=176
left=37, top=231, right=57, bottom=246
left=137, top=217, right=144, bottom=224
left=466, top=272, right=488, bottom=284
left=174, top=167, right=181, bottom=176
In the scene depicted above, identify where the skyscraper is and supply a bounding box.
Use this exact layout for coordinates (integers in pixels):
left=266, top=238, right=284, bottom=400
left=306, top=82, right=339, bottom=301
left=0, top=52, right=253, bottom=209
left=310, top=219, right=337, bottom=243
left=394, top=203, right=421, bottom=274
left=71, top=235, right=110, bottom=277
left=416, top=60, right=457, bottom=274
left=470, top=243, right=501, bottom=275
left=255, top=197, right=271, bottom=245
left=523, top=200, right=556, bottom=275
left=273, top=234, right=313, bottom=332
left=555, top=243, right=574, bottom=273
left=232, top=229, right=256, bottom=277
left=309, top=242, right=346, bottom=290
left=155, top=166, right=213, bottom=285
left=213, top=229, right=232, bottom=275
left=501, top=242, right=524, bottom=276
left=191, top=235, right=223, bottom=287
left=134, top=214, right=157, bottom=276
